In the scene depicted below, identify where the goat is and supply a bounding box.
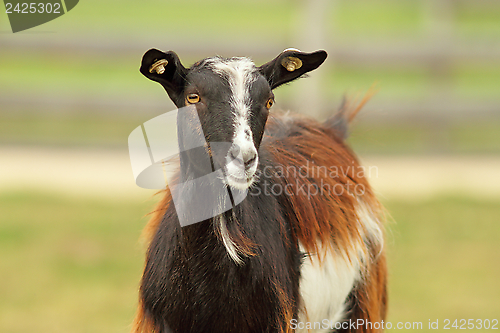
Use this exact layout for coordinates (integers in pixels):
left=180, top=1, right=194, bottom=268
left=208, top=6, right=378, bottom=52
left=132, top=48, right=387, bottom=333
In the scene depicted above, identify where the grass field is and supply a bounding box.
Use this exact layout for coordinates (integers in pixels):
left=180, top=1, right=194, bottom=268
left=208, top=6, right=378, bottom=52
left=0, top=192, right=152, bottom=333
left=0, top=191, right=498, bottom=333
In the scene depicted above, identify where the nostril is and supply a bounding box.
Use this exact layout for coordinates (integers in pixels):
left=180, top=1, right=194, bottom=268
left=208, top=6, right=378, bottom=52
left=244, top=154, right=257, bottom=168
left=228, top=145, right=257, bottom=169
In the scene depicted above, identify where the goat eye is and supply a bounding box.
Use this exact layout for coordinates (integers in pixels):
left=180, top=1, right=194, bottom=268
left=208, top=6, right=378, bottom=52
left=266, top=98, right=274, bottom=109
left=186, top=93, right=200, bottom=104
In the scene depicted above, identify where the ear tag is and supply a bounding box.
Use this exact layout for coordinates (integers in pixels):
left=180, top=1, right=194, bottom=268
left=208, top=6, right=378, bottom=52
left=149, top=59, right=169, bottom=74
left=281, top=56, right=302, bottom=72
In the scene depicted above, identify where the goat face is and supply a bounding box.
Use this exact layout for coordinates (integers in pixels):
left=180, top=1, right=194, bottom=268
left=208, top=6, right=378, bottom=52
left=140, top=48, right=327, bottom=189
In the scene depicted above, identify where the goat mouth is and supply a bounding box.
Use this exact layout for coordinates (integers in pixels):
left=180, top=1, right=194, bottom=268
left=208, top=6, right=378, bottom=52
left=225, top=174, right=256, bottom=190
left=222, top=151, right=258, bottom=190
left=223, top=167, right=257, bottom=190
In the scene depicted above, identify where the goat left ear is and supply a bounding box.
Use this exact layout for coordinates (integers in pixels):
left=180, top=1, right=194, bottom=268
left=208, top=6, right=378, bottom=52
left=258, top=49, right=327, bottom=90
left=140, top=49, right=188, bottom=107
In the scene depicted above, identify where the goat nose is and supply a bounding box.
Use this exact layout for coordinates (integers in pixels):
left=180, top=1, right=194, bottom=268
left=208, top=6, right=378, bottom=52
left=243, top=151, right=257, bottom=168
left=228, top=146, right=257, bottom=168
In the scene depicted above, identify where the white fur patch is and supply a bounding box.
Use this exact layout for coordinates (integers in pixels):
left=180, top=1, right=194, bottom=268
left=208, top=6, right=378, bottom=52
left=357, top=199, right=384, bottom=253
left=207, top=58, right=259, bottom=189
left=210, top=58, right=255, bottom=116
left=215, top=214, right=244, bottom=265
left=297, top=242, right=362, bottom=333
left=297, top=202, right=383, bottom=332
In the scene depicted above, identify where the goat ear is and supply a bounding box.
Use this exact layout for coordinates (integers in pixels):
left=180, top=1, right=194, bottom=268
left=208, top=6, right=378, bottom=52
left=140, top=49, right=188, bottom=106
left=259, top=49, right=327, bottom=90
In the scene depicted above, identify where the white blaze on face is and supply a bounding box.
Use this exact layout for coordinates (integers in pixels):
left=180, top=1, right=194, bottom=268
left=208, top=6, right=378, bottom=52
left=209, top=57, right=259, bottom=189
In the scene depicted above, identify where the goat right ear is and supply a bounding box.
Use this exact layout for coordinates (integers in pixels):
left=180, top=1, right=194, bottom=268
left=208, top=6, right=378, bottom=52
left=140, top=49, right=188, bottom=106
left=259, top=49, right=327, bottom=90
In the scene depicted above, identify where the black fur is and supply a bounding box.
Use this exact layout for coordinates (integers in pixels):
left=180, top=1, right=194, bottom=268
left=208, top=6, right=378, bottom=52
left=140, top=153, right=302, bottom=332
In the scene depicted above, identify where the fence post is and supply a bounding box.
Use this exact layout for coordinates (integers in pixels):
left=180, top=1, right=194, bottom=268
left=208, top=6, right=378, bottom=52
left=292, top=0, right=332, bottom=119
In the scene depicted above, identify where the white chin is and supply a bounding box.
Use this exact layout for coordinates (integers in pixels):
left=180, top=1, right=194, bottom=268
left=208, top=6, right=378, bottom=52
left=225, top=173, right=256, bottom=190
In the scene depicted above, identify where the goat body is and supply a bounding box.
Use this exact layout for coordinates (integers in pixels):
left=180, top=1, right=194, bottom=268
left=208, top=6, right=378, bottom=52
left=133, top=49, right=387, bottom=333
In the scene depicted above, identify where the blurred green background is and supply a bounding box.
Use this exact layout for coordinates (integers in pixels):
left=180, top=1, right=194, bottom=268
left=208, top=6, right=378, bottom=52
left=1, top=0, right=499, bottom=332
